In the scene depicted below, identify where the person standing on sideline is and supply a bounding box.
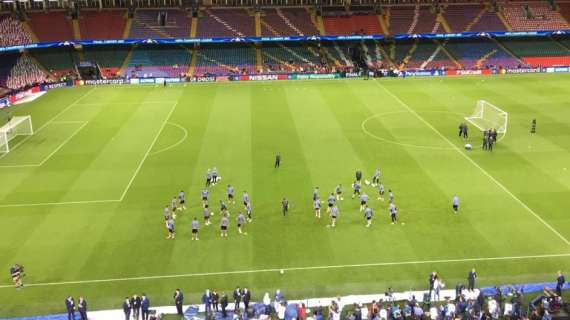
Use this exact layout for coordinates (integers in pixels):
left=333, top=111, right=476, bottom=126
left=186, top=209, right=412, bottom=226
left=220, top=293, right=229, bottom=318
left=243, top=288, right=251, bottom=311
left=275, top=153, right=281, bottom=168
left=123, top=297, right=132, bottom=320
left=531, top=119, right=536, bottom=134
left=141, top=294, right=150, bottom=320
left=282, top=198, right=289, bottom=216
left=556, top=271, right=566, bottom=296
left=202, top=290, right=212, bottom=315
left=77, top=297, right=87, bottom=320
left=452, top=195, right=459, bottom=214
left=65, top=296, right=75, bottom=320
left=212, top=290, right=220, bottom=312
left=428, top=272, right=437, bottom=300
left=468, top=268, right=477, bottom=291
left=233, top=286, right=242, bottom=310
left=174, top=289, right=184, bottom=316
left=133, top=294, right=141, bottom=320
left=458, top=123, right=464, bottom=137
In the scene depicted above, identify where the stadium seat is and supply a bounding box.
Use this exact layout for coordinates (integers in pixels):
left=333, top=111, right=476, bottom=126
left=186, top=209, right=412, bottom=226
left=196, top=9, right=255, bottom=38
left=503, top=4, right=568, bottom=31
left=322, top=13, right=382, bottom=36
left=0, top=15, right=33, bottom=48
left=261, top=8, right=319, bottom=36
left=129, top=9, right=191, bottom=39
left=28, top=12, right=74, bottom=42
left=442, top=5, right=481, bottom=33
left=126, top=45, right=191, bottom=78
left=79, top=10, right=126, bottom=40
left=195, top=45, right=256, bottom=76
left=470, top=11, right=507, bottom=32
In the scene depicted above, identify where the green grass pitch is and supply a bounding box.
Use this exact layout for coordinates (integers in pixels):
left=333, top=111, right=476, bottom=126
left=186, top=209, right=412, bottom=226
left=1, top=74, right=570, bottom=317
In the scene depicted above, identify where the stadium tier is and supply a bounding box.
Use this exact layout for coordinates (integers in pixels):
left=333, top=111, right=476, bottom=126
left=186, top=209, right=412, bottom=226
left=83, top=46, right=130, bottom=78
left=445, top=39, right=521, bottom=69
left=0, top=53, right=19, bottom=89
left=31, top=48, right=79, bottom=77
left=197, top=8, right=255, bottom=38
left=28, top=11, right=74, bottom=42
left=130, top=9, right=191, bottom=39
left=79, top=10, right=126, bottom=40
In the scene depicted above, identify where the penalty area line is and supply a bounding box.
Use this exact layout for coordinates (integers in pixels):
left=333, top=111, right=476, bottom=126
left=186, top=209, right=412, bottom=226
left=0, top=252, right=569, bottom=289
left=373, top=80, right=570, bottom=247
left=0, top=199, right=121, bottom=208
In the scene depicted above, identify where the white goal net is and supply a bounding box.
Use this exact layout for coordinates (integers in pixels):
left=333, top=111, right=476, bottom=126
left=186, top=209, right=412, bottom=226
left=0, top=116, right=34, bottom=153
left=464, top=100, right=508, bottom=134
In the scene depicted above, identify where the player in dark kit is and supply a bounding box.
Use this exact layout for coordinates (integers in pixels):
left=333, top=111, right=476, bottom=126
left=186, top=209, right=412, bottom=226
left=10, top=264, right=24, bottom=289
left=531, top=119, right=536, bottom=134
left=275, top=153, right=281, bottom=168
left=282, top=198, right=289, bottom=216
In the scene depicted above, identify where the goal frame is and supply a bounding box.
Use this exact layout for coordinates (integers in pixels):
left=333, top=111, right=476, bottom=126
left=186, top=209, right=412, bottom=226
left=0, top=115, right=34, bottom=153
left=464, top=100, right=508, bottom=134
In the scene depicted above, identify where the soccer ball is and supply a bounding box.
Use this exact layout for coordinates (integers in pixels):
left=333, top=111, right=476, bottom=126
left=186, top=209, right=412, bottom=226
left=280, top=269, right=284, bottom=275
left=216, top=176, right=222, bottom=182
left=465, top=143, right=472, bottom=150
left=364, top=180, right=370, bottom=186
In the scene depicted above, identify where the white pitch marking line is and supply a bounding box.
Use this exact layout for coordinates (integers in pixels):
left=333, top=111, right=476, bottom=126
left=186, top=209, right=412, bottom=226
left=0, top=87, right=97, bottom=161
left=37, top=121, right=88, bottom=166
left=374, top=80, right=570, bottom=246
left=149, top=122, right=188, bottom=156
left=0, top=122, right=88, bottom=169
left=0, top=199, right=120, bottom=209
left=0, top=252, right=569, bottom=289
left=119, top=102, right=180, bottom=201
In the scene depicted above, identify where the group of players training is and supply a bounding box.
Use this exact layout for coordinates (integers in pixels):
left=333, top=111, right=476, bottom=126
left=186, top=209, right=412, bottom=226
left=163, top=167, right=252, bottom=240
left=458, top=122, right=499, bottom=151
left=310, top=168, right=398, bottom=228
left=161, top=153, right=409, bottom=240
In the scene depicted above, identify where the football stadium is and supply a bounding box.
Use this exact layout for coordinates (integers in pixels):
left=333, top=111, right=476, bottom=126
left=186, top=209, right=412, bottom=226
left=1, top=1, right=570, bottom=320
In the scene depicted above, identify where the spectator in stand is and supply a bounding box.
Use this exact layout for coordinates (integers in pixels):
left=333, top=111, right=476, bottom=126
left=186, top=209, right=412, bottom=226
left=77, top=297, right=87, bottom=320
left=141, top=294, right=150, bottom=320
left=556, top=271, right=565, bottom=296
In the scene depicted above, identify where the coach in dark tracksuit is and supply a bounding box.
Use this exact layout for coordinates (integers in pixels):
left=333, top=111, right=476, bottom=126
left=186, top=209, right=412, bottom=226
left=221, top=293, right=229, bottom=318
left=243, top=288, right=251, bottom=311
left=233, top=287, right=242, bottom=310
left=174, top=289, right=184, bottom=316
left=65, top=296, right=75, bottom=320
left=468, top=268, right=477, bottom=291
left=557, top=271, right=566, bottom=296
left=123, top=297, right=132, bottom=320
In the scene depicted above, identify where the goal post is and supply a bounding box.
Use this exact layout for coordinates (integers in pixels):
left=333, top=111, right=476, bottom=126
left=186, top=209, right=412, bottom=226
left=464, top=100, right=508, bottom=134
left=0, top=116, right=34, bottom=153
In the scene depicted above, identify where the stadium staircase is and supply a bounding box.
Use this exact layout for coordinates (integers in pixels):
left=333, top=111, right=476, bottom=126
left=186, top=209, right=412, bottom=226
left=443, top=5, right=480, bottom=32
left=277, top=9, right=304, bottom=35
left=437, top=40, right=463, bottom=69
left=436, top=13, right=451, bottom=33
left=491, top=38, right=526, bottom=66
left=188, top=47, right=198, bottom=76
left=316, top=15, right=326, bottom=35
left=496, top=11, right=513, bottom=32
left=476, top=49, right=497, bottom=69
left=399, top=39, right=418, bottom=69
left=72, top=19, right=81, bottom=40
left=191, top=17, right=198, bottom=37
left=377, top=13, right=389, bottom=35
left=389, top=6, right=415, bottom=35
left=255, top=11, right=261, bottom=36
left=375, top=41, right=394, bottom=67
left=122, top=15, right=132, bottom=39
left=118, top=47, right=135, bottom=76
left=194, top=46, right=256, bottom=75
left=464, top=7, right=487, bottom=32
left=22, top=20, right=39, bottom=43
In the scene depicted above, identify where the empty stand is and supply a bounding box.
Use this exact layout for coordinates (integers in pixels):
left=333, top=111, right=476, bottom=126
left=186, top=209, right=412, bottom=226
left=0, top=15, right=33, bottom=47
left=28, top=11, right=74, bottom=42
left=32, top=48, right=79, bottom=77
left=126, top=45, right=191, bottom=77
left=197, top=9, right=255, bottom=38
left=470, top=11, right=507, bottom=32
left=503, top=4, right=568, bottom=31
left=195, top=45, right=256, bottom=75
left=261, top=8, right=319, bottom=36
left=129, top=9, right=191, bottom=39
left=79, top=10, right=126, bottom=40
left=413, top=7, right=440, bottom=34
left=83, top=46, right=130, bottom=78
left=389, top=6, right=415, bottom=35
left=443, top=5, right=481, bottom=33
left=445, top=39, right=519, bottom=69
left=322, top=13, right=382, bottom=36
